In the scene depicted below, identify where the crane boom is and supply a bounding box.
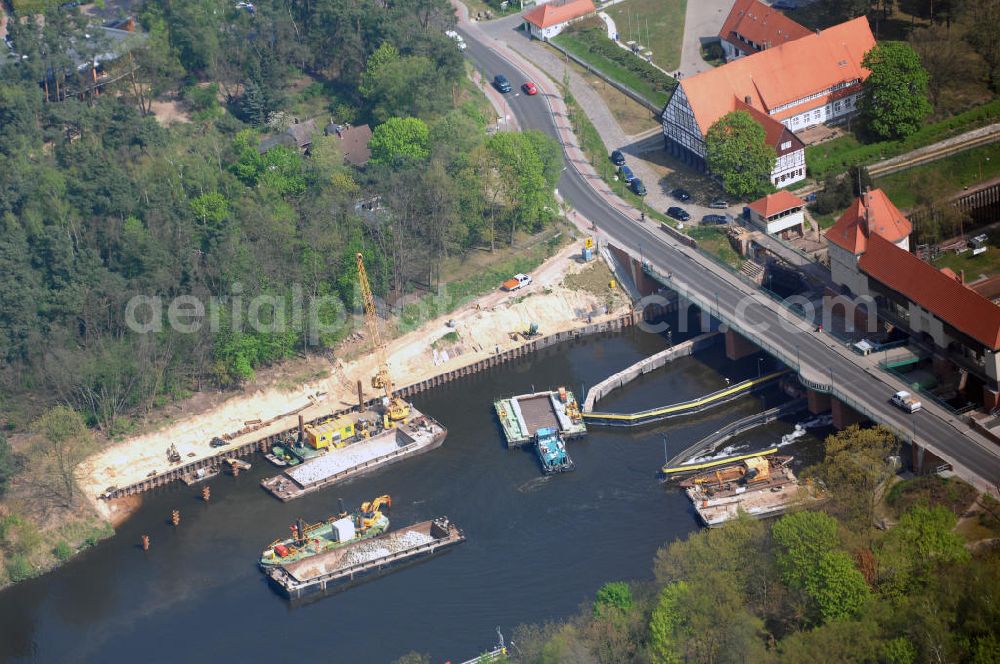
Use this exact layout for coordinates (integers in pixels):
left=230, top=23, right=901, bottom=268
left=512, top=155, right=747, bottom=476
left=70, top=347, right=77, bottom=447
left=356, top=253, right=410, bottom=423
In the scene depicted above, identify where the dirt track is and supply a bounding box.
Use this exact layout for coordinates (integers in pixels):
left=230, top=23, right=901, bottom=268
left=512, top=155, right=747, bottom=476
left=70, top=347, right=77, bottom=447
left=76, top=243, right=629, bottom=520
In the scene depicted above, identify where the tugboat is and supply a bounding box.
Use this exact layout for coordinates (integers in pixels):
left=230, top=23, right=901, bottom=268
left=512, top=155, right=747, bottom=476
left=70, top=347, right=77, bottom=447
left=535, top=427, right=574, bottom=474
left=259, top=495, right=391, bottom=567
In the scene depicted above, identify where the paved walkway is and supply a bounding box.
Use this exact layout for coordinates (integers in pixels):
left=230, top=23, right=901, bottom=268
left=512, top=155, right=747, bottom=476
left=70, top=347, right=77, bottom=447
left=678, top=0, right=732, bottom=78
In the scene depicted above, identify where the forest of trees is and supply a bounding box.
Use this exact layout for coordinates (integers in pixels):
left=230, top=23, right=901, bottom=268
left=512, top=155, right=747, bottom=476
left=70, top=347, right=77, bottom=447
left=423, top=426, right=1000, bottom=664
left=0, top=0, right=563, bottom=435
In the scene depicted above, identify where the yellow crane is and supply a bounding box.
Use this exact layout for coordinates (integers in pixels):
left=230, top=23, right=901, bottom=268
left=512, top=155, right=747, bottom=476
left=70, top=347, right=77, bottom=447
left=356, top=252, right=411, bottom=425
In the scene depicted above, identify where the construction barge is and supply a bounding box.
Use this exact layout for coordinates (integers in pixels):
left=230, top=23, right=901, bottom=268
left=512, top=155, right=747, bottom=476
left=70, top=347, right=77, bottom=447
left=261, top=407, right=446, bottom=501
left=683, top=455, right=824, bottom=527
left=494, top=387, right=586, bottom=448
left=263, top=517, right=465, bottom=600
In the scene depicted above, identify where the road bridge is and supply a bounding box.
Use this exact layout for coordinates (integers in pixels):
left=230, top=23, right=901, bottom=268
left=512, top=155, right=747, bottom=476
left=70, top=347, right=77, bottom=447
left=456, top=18, right=1000, bottom=491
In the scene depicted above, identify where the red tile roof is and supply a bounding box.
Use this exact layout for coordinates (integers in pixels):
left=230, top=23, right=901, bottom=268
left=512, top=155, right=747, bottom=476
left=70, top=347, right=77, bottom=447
left=859, top=233, right=1000, bottom=350
left=718, top=0, right=812, bottom=57
left=826, top=189, right=912, bottom=254
left=523, top=0, right=596, bottom=29
left=734, top=98, right=804, bottom=154
left=748, top=190, right=805, bottom=218
left=679, top=16, right=875, bottom=135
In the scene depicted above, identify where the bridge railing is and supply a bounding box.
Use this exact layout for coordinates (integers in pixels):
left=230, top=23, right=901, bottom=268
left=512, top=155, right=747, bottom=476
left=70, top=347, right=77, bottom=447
left=639, top=262, right=928, bottom=444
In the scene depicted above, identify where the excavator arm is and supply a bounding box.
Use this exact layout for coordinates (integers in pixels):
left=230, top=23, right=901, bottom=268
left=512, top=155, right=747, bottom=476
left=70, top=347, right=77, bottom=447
left=356, top=253, right=410, bottom=423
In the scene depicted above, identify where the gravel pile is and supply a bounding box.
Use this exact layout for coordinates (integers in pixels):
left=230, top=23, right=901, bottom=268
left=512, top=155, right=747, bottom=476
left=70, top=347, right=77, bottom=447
left=339, top=530, right=435, bottom=567
left=287, top=436, right=402, bottom=486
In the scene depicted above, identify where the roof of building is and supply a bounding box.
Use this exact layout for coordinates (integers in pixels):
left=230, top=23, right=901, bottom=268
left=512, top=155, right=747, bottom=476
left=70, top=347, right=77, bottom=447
left=522, top=0, right=596, bottom=29
left=859, top=233, right=1000, bottom=350
left=718, top=0, right=812, bottom=57
left=678, top=16, right=875, bottom=135
left=748, top=190, right=805, bottom=218
left=338, top=123, right=373, bottom=166
left=287, top=118, right=318, bottom=148
left=734, top=97, right=803, bottom=153
left=826, top=188, right=912, bottom=254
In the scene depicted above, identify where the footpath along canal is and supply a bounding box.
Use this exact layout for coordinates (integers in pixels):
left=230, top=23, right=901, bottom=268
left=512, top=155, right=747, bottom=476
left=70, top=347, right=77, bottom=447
left=0, top=330, right=827, bottom=663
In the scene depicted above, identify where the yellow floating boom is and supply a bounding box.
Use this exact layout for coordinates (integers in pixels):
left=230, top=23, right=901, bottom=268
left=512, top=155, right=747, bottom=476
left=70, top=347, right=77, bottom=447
left=661, top=447, right=779, bottom=476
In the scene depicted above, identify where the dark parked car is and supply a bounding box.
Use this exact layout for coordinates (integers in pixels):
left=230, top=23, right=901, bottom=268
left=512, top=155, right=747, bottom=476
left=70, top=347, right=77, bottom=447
left=671, top=188, right=691, bottom=202
left=804, top=192, right=818, bottom=203
left=610, top=149, right=626, bottom=166
left=630, top=178, right=647, bottom=196
left=619, top=165, right=636, bottom=183
left=493, top=75, right=512, bottom=93
left=701, top=214, right=728, bottom=225
left=667, top=206, right=690, bottom=222
left=709, top=198, right=728, bottom=209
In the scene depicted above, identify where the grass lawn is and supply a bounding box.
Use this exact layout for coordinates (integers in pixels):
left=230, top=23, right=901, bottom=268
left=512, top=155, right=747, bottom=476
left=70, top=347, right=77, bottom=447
left=805, top=99, right=1000, bottom=180
left=874, top=142, right=1000, bottom=210
left=930, top=230, right=1000, bottom=283
left=605, top=0, right=686, bottom=72
left=554, top=22, right=673, bottom=109
left=686, top=225, right=742, bottom=269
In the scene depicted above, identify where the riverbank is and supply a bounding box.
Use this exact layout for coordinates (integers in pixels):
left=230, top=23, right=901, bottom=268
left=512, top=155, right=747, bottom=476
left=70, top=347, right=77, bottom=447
left=74, top=243, right=629, bottom=524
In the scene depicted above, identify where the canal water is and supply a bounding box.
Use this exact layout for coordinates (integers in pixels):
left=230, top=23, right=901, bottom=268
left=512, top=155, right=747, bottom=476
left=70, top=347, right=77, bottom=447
left=0, top=330, right=826, bottom=663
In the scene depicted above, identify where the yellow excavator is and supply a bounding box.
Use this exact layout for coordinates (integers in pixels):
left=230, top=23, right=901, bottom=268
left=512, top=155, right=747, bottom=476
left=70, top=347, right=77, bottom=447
left=356, top=253, right=411, bottom=426
left=357, top=494, right=392, bottom=529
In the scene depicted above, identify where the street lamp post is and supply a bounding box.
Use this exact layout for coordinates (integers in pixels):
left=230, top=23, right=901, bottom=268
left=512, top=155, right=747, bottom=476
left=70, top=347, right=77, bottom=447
left=796, top=345, right=801, bottom=370
left=758, top=357, right=764, bottom=378
left=662, top=434, right=669, bottom=466
left=829, top=366, right=834, bottom=387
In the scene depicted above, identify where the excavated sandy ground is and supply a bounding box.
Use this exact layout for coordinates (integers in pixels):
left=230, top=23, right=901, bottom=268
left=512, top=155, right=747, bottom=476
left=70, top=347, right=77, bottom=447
left=77, top=244, right=628, bottom=520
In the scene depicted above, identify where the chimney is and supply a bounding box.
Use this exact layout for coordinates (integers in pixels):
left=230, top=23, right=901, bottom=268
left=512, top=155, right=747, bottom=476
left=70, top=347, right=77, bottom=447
left=744, top=95, right=752, bottom=105
left=861, top=188, right=871, bottom=236
left=960, top=270, right=965, bottom=285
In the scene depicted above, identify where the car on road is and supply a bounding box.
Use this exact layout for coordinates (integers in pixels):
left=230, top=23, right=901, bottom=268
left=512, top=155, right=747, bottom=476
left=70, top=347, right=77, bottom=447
left=619, top=165, right=636, bottom=183
left=610, top=149, right=625, bottom=166
left=502, top=273, right=533, bottom=291
left=521, top=81, right=538, bottom=95
left=701, top=214, right=728, bottom=225
left=671, top=188, right=691, bottom=202
left=804, top=192, right=817, bottom=203
left=630, top=179, right=647, bottom=196
left=667, top=206, right=690, bottom=222
left=493, top=75, right=512, bottom=93
left=891, top=390, right=922, bottom=413
left=709, top=198, right=728, bottom=209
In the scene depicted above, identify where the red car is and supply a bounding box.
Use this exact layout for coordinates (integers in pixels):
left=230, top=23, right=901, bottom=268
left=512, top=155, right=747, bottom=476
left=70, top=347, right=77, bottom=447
left=521, top=81, right=538, bottom=95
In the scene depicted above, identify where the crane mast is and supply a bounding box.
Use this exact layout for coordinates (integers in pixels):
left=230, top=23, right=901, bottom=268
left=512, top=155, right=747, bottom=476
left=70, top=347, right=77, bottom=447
left=356, top=253, right=410, bottom=424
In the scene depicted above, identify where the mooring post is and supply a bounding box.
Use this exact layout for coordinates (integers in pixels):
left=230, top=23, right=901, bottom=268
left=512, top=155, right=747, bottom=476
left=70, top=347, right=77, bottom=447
left=357, top=380, right=364, bottom=411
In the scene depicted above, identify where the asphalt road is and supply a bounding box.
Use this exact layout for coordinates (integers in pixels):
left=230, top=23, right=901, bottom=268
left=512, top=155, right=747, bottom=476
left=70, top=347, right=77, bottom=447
left=458, top=28, right=1000, bottom=487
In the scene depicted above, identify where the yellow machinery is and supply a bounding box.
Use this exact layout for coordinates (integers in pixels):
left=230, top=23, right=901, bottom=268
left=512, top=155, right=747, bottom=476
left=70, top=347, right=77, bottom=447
left=303, top=416, right=356, bottom=449
left=356, top=253, right=410, bottom=425
left=357, top=494, right=392, bottom=529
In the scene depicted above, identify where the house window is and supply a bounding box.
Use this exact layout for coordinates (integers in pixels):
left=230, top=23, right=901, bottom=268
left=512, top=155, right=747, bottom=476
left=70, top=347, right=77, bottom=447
left=812, top=110, right=820, bottom=120
left=781, top=140, right=791, bottom=150
left=834, top=101, right=841, bottom=112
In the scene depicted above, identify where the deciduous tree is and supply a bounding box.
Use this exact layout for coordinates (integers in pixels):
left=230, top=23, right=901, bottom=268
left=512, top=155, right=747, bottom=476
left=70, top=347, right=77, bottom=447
left=860, top=42, right=932, bottom=140
left=705, top=111, right=776, bottom=199
left=32, top=406, right=94, bottom=506
left=369, top=117, right=430, bottom=165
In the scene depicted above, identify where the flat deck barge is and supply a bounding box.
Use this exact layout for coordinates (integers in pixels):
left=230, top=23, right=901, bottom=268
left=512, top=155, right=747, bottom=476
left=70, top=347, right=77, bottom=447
left=494, top=388, right=586, bottom=448
left=260, top=410, right=446, bottom=501
left=684, top=457, right=825, bottom=527
left=264, top=517, right=465, bottom=599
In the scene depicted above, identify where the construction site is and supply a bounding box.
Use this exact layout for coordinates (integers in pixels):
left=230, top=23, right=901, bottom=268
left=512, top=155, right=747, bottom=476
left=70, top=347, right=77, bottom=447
left=75, top=240, right=632, bottom=519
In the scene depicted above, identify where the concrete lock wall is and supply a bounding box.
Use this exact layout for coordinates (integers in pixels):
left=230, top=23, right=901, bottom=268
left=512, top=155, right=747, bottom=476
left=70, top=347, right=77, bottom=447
left=583, top=332, right=721, bottom=412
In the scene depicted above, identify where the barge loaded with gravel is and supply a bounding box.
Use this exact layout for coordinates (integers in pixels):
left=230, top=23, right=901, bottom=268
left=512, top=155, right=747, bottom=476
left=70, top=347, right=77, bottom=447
left=260, top=409, right=446, bottom=501
left=263, top=517, right=465, bottom=600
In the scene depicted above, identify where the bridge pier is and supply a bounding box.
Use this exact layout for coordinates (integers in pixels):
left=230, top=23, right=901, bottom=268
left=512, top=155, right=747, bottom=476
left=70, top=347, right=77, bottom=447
left=831, top=397, right=865, bottom=430
left=807, top=388, right=831, bottom=414
left=911, top=442, right=948, bottom=475
left=984, top=387, right=1000, bottom=412
left=724, top=329, right=759, bottom=361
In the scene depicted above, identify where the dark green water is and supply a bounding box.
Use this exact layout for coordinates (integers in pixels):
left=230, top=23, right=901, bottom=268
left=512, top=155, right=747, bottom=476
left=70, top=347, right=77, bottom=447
left=0, top=330, right=824, bottom=663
